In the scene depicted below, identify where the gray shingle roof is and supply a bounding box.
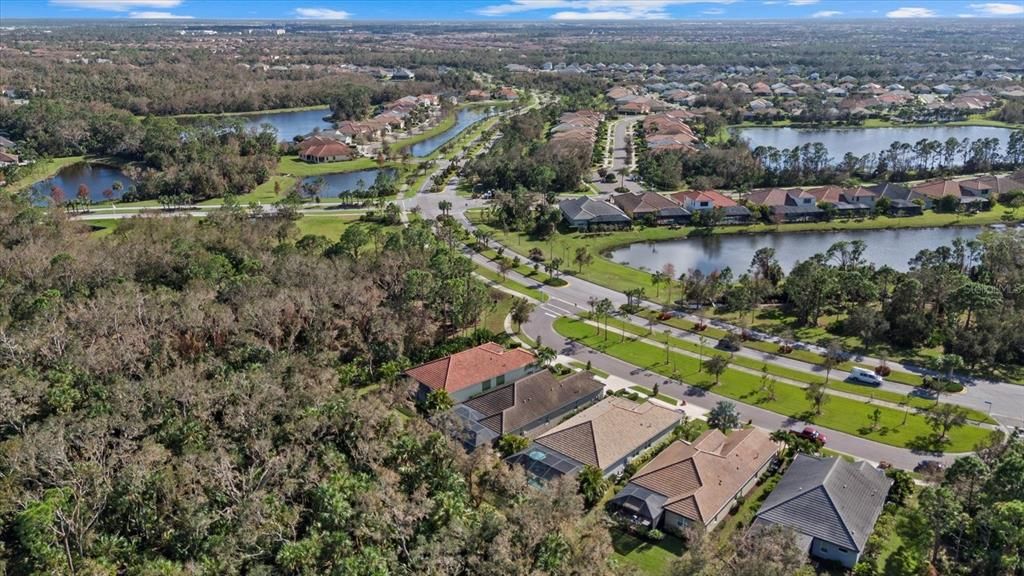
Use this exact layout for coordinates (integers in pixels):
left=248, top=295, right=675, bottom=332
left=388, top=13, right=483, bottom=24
left=463, top=370, right=604, bottom=435
left=755, top=455, right=891, bottom=552
left=559, top=197, right=631, bottom=224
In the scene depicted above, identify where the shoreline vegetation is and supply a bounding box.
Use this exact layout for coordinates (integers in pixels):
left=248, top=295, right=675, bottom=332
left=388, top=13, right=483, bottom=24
left=730, top=114, right=1024, bottom=131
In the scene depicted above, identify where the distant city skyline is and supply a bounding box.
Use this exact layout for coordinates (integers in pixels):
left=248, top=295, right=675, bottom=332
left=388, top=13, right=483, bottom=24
left=1, top=0, right=1022, bottom=21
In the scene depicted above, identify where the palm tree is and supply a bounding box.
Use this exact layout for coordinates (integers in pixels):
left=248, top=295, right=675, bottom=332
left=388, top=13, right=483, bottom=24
left=534, top=346, right=556, bottom=368
left=651, top=271, right=666, bottom=298
left=438, top=199, right=452, bottom=216
left=617, top=166, right=629, bottom=188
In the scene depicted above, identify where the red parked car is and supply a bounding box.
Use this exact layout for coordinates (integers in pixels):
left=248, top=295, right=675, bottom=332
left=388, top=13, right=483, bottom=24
left=799, top=427, right=827, bottom=446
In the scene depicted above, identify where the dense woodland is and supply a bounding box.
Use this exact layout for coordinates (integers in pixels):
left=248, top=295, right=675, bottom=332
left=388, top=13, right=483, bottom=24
left=0, top=197, right=618, bottom=574
left=465, top=107, right=595, bottom=196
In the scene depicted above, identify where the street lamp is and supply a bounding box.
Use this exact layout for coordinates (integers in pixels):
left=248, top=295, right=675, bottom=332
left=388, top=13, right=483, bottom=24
left=984, top=400, right=993, bottom=416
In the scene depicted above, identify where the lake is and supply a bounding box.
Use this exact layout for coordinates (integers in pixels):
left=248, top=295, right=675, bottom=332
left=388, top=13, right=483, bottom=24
left=408, top=107, right=494, bottom=157
left=608, top=227, right=987, bottom=275
left=300, top=168, right=397, bottom=198
left=735, top=125, right=1014, bottom=159
left=240, top=108, right=333, bottom=142
left=30, top=163, right=133, bottom=204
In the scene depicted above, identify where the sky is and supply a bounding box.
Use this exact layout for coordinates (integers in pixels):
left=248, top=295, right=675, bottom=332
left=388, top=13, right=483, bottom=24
left=0, top=0, right=1022, bottom=21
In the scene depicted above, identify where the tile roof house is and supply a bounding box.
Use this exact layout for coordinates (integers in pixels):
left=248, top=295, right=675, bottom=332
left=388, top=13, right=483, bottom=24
left=608, top=428, right=780, bottom=533
left=753, top=455, right=892, bottom=569
left=507, top=397, right=683, bottom=482
left=868, top=182, right=924, bottom=214
left=406, top=342, right=538, bottom=403
left=451, top=370, right=605, bottom=450
left=911, top=179, right=964, bottom=208
left=612, top=192, right=690, bottom=224
left=957, top=175, right=1024, bottom=198
left=297, top=137, right=356, bottom=163
left=559, top=197, right=632, bottom=230
left=671, top=190, right=752, bottom=222
left=747, top=188, right=824, bottom=222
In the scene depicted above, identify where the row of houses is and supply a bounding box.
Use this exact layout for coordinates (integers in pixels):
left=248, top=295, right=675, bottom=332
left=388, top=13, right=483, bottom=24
left=294, top=93, right=443, bottom=161
left=404, top=342, right=891, bottom=569
left=466, top=86, right=518, bottom=101
left=549, top=110, right=605, bottom=153
left=642, top=110, right=702, bottom=153
left=560, top=174, right=1024, bottom=229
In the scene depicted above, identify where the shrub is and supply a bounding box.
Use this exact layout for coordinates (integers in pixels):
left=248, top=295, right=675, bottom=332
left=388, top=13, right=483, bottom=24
left=874, top=365, right=892, bottom=376
left=646, top=529, right=665, bottom=541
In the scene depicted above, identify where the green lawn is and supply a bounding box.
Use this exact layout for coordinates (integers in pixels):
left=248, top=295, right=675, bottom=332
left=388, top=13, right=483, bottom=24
left=198, top=175, right=299, bottom=206
left=479, top=290, right=515, bottom=335
left=3, top=156, right=85, bottom=194
left=555, top=317, right=991, bottom=452
left=597, top=314, right=991, bottom=423
left=473, top=264, right=549, bottom=302
left=713, top=473, right=780, bottom=546
left=610, top=528, right=685, bottom=575
left=387, top=112, right=457, bottom=154
left=294, top=214, right=363, bottom=237
left=569, top=360, right=609, bottom=378
left=85, top=218, right=120, bottom=238
left=629, top=385, right=679, bottom=405
left=277, top=156, right=400, bottom=177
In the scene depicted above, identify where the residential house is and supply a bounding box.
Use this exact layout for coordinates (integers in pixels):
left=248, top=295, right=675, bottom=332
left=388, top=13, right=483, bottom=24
left=0, top=148, right=19, bottom=167
left=297, top=137, right=356, bottom=163
left=559, top=197, right=632, bottom=230
left=957, top=175, right=1024, bottom=198
left=495, top=86, right=518, bottom=100
left=911, top=179, right=963, bottom=208
left=405, top=342, right=538, bottom=403
left=391, top=67, right=415, bottom=81
left=612, top=192, right=690, bottom=224
left=451, top=370, right=605, bottom=451
left=753, top=455, right=891, bottom=569
left=746, top=187, right=824, bottom=222
left=608, top=428, right=779, bottom=534
left=466, top=89, right=490, bottom=101
left=507, top=397, right=683, bottom=482
left=869, top=182, right=924, bottom=215
left=671, top=190, right=752, bottom=223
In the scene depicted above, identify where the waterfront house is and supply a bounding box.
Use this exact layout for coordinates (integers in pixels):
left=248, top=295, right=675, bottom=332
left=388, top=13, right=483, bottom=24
left=559, top=197, right=632, bottom=230
left=612, top=192, right=690, bottom=224
left=297, top=137, right=356, bottom=163
left=671, top=190, right=752, bottom=223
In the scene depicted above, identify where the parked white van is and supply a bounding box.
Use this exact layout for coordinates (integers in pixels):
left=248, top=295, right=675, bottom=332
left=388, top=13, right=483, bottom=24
left=849, top=367, right=884, bottom=386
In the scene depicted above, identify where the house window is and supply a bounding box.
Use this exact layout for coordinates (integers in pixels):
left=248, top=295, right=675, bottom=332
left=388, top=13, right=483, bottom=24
left=496, top=374, right=506, bottom=386
left=482, top=380, right=492, bottom=391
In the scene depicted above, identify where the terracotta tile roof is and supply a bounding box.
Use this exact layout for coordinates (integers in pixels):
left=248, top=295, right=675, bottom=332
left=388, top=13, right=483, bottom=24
left=628, top=428, right=779, bottom=525
left=406, top=343, right=535, bottom=394
left=671, top=189, right=738, bottom=208
left=536, top=397, right=681, bottom=471
left=298, top=140, right=354, bottom=159
left=912, top=179, right=962, bottom=199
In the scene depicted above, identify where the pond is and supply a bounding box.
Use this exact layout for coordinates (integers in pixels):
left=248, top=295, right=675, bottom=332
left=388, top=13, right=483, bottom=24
left=239, top=107, right=333, bottom=142
left=608, top=227, right=987, bottom=275
left=300, top=168, right=397, bottom=198
left=30, top=163, right=134, bottom=204
left=408, top=107, right=494, bottom=157
left=735, top=125, right=1015, bottom=159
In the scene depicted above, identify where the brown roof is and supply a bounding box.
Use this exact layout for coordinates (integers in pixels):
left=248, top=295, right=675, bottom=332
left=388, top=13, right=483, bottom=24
left=463, top=370, right=604, bottom=435
left=406, top=342, right=535, bottom=394
left=912, top=179, right=962, bottom=199
left=630, top=428, right=779, bottom=525
left=958, top=175, right=1024, bottom=195
left=671, top=189, right=738, bottom=207
left=536, top=397, right=681, bottom=470
left=746, top=187, right=794, bottom=206
left=612, top=192, right=682, bottom=216
left=299, top=140, right=354, bottom=159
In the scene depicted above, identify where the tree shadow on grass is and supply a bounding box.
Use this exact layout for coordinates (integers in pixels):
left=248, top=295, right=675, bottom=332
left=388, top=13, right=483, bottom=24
left=907, top=434, right=947, bottom=455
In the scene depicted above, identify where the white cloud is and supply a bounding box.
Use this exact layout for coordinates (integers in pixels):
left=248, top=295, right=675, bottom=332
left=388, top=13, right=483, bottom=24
left=957, top=13, right=977, bottom=17
left=478, top=0, right=736, bottom=19
left=703, top=7, right=724, bottom=14
left=969, top=3, right=1024, bottom=15
left=129, top=10, right=192, bottom=18
left=763, top=1, right=782, bottom=4
left=886, top=6, right=937, bottom=17
left=50, top=0, right=181, bottom=11
left=294, top=7, right=351, bottom=19
left=787, top=0, right=819, bottom=5
left=812, top=10, right=841, bottom=17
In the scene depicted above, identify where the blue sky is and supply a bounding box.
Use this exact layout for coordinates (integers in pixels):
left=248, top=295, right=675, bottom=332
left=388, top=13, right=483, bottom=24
left=1, top=0, right=1022, bottom=21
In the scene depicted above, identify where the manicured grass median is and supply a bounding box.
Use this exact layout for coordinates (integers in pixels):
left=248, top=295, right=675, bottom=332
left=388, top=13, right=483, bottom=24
left=595, top=314, right=992, bottom=423
left=473, top=264, right=549, bottom=302
left=277, top=156, right=399, bottom=177
left=555, top=317, right=991, bottom=452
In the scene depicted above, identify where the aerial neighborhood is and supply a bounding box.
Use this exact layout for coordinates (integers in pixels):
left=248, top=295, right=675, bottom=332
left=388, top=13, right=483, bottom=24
left=1, top=8, right=1022, bottom=576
